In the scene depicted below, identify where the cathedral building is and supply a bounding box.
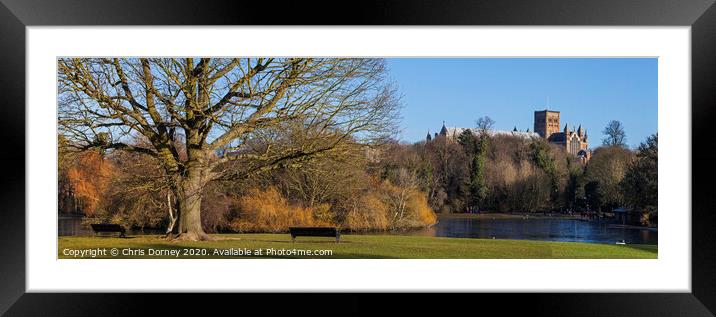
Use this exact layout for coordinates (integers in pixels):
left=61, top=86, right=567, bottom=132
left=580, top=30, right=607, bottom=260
left=534, top=110, right=591, bottom=162
left=427, top=109, right=591, bottom=163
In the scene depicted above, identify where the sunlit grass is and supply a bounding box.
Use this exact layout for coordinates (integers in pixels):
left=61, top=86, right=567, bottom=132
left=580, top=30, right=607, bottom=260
left=58, top=234, right=658, bottom=259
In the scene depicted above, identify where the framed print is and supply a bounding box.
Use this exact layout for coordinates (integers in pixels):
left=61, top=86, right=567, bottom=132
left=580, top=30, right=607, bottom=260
left=1, top=0, right=716, bottom=315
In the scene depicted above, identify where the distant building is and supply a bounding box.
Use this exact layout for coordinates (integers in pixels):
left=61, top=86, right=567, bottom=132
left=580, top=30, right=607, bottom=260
left=439, top=125, right=540, bottom=140
left=534, top=110, right=591, bottom=163
left=428, top=120, right=539, bottom=141
left=427, top=108, right=591, bottom=163
left=440, top=121, right=449, bottom=136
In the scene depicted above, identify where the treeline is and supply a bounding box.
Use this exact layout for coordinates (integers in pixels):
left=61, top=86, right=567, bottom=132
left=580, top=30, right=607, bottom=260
left=377, top=130, right=657, bottom=224
left=58, top=132, right=437, bottom=233
left=58, top=124, right=657, bottom=232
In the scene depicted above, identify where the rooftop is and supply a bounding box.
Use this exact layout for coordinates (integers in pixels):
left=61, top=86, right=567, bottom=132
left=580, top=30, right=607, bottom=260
left=444, top=127, right=540, bottom=140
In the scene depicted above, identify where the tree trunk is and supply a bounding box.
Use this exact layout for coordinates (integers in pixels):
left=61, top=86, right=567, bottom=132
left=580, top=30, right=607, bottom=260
left=165, top=192, right=178, bottom=234
left=171, top=163, right=212, bottom=241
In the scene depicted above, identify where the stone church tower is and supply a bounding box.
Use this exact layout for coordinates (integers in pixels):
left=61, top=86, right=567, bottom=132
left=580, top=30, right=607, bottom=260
left=427, top=108, right=591, bottom=163
left=534, top=110, right=561, bottom=139
left=534, top=109, right=591, bottom=163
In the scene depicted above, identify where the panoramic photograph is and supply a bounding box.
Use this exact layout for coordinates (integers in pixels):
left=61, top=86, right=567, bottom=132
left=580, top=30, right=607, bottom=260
left=57, top=57, right=658, bottom=259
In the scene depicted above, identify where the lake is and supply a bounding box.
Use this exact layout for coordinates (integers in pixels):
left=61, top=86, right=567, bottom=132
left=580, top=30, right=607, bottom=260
left=59, top=216, right=164, bottom=236
left=390, top=217, right=657, bottom=245
left=59, top=215, right=657, bottom=245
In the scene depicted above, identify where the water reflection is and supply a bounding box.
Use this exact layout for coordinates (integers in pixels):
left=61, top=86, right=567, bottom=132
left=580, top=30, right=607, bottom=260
left=58, top=216, right=93, bottom=236
left=58, top=217, right=163, bottom=236
left=374, top=218, right=657, bottom=245
left=60, top=216, right=657, bottom=245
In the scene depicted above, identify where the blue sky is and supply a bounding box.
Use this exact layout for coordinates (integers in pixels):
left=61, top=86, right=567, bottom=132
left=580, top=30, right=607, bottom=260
left=385, top=58, right=657, bottom=149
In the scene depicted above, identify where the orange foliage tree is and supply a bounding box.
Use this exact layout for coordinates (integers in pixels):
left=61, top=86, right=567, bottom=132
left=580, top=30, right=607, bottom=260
left=231, top=187, right=334, bottom=232
left=67, top=151, right=115, bottom=216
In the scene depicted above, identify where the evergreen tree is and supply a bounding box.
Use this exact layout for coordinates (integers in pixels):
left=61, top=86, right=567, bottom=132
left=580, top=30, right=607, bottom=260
left=470, top=135, right=489, bottom=209
left=621, top=134, right=658, bottom=223
left=457, top=129, right=477, bottom=156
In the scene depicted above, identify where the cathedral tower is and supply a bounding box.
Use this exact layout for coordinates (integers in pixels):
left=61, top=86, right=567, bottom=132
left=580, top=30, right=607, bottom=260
left=534, top=110, right=561, bottom=139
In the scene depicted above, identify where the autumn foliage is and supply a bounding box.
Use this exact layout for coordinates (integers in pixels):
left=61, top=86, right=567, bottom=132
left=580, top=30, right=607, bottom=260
left=229, top=183, right=437, bottom=233
left=230, top=187, right=335, bottom=232
left=403, top=189, right=438, bottom=227
left=345, top=193, right=390, bottom=231
left=379, top=181, right=437, bottom=230
left=344, top=184, right=436, bottom=231
left=59, top=136, right=440, bottom=233
left=67, top=151, right=115, bottom=216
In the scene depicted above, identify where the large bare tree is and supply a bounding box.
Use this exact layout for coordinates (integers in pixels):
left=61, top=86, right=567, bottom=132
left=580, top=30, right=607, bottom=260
left=602, top=120, right=627, bottom=147
left=58, top=58, right=398, bottom=240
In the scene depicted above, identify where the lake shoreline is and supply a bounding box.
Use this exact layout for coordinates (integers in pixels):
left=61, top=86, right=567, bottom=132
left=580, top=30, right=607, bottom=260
left=436, top=212, right=581, bottom=220
left=60, top=213, right=658, bottom=244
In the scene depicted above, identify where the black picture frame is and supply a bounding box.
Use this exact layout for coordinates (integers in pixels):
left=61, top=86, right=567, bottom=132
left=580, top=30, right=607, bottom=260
left=1, top=0, right=714, bottom=315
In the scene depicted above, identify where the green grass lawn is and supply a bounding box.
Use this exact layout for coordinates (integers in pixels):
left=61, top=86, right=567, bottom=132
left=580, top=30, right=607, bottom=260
left=58, top=234, right=657, bottom=259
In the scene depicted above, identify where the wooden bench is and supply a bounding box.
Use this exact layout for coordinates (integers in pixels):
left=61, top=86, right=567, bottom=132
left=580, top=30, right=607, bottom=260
left=90, top=223, right=126, bottom=238
left=289, top=227, right=340, bottom=243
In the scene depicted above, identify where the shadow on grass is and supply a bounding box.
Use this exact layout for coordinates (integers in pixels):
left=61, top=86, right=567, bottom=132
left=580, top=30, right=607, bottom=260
left=622, top=244, right=658, bottom=255
left=235, top=238, right=353, bottom=244
left=284, top=240, right=350, bottom=244
left=134, top=244, right=395, bottom=259
left=85, top=235, right=137, bottom=239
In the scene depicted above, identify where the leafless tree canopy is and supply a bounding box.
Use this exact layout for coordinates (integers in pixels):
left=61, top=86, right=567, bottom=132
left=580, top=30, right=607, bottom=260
left=601, top=120, right=626, bottom=147
left=475, top=116, right=495, bottom=136
left=58, top=58, right=398, bottom=175
left=58, top=58, right=399, bottom=240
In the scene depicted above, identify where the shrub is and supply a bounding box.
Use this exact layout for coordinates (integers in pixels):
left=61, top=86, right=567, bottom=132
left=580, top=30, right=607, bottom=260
left=230, top=187, right=334, bottom=232
left=407, top=191, right=438, bottom=226
left=376, top=180, right=438, bottom=230
left=344, top=193, right=390, bottom=231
